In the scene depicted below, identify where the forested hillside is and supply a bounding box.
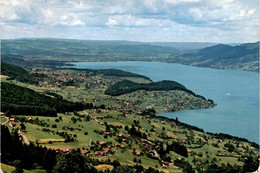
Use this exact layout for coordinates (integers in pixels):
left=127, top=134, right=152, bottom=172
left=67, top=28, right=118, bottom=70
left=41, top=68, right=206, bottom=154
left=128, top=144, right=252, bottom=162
left=2, top=39, right=259, bottom=72
left=1, top=39, right=179, bottom=59
left=1, top=63, right=38, bottom=84
left=70, top=68, right=151, bottom=80
left=169, top=42, right=259, bottom=72
left=105, top=80, right=198, bottom=97
left=1, top=82, right=84, bottom=116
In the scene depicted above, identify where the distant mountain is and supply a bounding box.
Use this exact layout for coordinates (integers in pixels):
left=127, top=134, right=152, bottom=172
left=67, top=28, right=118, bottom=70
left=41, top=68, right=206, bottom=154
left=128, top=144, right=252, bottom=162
left=148, top=42, right=220, bottom=51
left=1, top=39, right=180, bottom=59
left=2, top=39, right=258, bottom=72
left=166, top=42, right=259, bottom=72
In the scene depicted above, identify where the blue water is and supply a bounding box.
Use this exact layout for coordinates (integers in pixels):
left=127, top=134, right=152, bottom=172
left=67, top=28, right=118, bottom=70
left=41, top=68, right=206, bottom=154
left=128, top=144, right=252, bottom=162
left=65, top=61, right=259, bottom=143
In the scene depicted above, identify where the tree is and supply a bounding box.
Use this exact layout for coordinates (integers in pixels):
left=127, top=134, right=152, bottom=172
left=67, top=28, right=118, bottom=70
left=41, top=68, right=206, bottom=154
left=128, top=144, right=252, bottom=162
left=6, top=110, right=11, bottom=117
left=53, top=150, right=94, bottom=173
left=243, top=156, right=259, bottom=172
left=20, top=123, right=26, bottom=131
left=73, top=110, right=79, bottom=116
left=12, top=160, right=24, bottom=173
left=133, top=158, right=137, bottom=163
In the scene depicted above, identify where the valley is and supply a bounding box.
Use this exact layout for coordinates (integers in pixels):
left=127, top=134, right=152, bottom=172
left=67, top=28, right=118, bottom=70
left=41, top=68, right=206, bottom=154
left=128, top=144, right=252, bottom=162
left=1, top=62, right=258, bottom=173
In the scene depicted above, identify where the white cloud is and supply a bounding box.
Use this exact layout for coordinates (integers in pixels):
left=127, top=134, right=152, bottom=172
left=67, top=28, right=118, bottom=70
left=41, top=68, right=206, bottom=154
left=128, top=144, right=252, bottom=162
left=105, top=15, right=155, bottom=27
left=71, top=19, right=85, bottom=26
left=0, top=0, right=259, bottom=43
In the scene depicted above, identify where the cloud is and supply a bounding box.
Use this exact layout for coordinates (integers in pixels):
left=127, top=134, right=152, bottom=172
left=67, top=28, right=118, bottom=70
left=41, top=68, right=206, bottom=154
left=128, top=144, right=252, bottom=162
left=0, top=0, right=259, bottom=43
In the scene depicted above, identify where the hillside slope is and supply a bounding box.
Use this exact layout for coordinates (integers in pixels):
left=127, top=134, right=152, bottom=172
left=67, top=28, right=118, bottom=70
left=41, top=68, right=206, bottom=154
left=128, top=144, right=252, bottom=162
left=1, top=82, right=84, bottom=116
left=1, top=63, right=38, bottom=84
left=168, top=42, right=259, bottom=72
left=1, top=39, right=180, bottom=60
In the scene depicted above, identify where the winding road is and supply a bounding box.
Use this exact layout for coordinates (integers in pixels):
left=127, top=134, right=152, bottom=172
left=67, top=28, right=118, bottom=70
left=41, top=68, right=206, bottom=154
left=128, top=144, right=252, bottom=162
left=1, top=116, right=30, bottom=145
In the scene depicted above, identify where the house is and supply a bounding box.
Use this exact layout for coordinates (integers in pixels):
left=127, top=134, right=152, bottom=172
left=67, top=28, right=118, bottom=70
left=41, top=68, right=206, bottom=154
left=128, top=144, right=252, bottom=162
left=173, top=166, right=180, bottom=170
left=170, top=122, right=175, bottom=125
left=58, top=131, right=64, bottom=135
left=115, top=143, right=121, bottom=148
left=27, top=117, right=34, bottom=121
left=151, top=128, right=157, bottom=132
left=10, top=121, right=16, bottom=127
left=118, top=133, right=124, bottom=137
left=10, top=118, right=15, bottom=121
left=76, top=128, right=82, bottom=131
left=104, top=148, right=111, bottom=155
left=136, top=152, right=141, bottom=156
left=217, top=152, right=222, bottom=156
left=58, top=148, right=72, bottom=153
left=187, top=150, right=193, bottom=153
left=162, top=161, right=169, bottom=166
left=99, top=141, right=106, bottom=146
left=81, top=150, right=90, bottom=156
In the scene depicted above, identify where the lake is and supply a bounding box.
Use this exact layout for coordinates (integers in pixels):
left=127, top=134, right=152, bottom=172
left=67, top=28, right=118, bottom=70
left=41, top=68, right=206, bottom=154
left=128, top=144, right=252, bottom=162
left=65, top=61, right=259, bottom=143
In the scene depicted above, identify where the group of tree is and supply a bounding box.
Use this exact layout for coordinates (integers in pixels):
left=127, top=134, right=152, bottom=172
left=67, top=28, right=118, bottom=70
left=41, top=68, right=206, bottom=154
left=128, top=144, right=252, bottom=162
left=166, top=141, right=188, bottom=157
left=2, top=125, right=57, bottom=172
left=105, top=80, right=189, bottom=96
left=72, top=68, right=151, bottom=80
left=126, top=124, right=147, bottom=139
left=1, top=82, right=85, bottom=116
left=1, top=63, right=38, bottom=85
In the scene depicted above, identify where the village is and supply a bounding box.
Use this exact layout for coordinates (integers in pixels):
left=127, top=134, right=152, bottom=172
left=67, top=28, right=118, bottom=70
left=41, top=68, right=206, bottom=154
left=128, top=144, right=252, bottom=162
left=1, top=106, right=258, bottom=172
left=14, top=67, right=216, bottom=116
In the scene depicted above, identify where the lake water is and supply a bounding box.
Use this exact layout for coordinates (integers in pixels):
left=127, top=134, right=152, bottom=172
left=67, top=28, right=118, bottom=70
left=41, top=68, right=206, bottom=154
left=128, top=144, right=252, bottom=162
left=65, top=61, right=259, bottom=143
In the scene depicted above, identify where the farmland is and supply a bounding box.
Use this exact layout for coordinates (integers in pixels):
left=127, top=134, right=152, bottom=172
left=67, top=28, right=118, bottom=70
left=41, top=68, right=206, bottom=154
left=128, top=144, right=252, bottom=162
left=1, top=63, right=258, bottom=173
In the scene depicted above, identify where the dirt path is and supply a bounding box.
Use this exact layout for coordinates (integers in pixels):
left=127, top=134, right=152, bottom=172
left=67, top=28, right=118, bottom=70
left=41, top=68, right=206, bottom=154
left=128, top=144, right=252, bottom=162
left=1, top=116, right=30, bottom=145
left=1, top=116, right=9, bottom=125
left=19, top=133, right=30, bottom=145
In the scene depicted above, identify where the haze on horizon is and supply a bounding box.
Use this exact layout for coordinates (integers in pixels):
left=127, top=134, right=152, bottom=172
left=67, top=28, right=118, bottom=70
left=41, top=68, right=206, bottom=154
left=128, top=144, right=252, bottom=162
left=1, top=0, right=259, bottom=43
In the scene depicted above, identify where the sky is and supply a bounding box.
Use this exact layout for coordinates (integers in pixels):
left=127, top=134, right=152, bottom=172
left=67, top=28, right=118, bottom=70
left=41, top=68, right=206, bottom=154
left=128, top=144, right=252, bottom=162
left=1, top=0, right=259, bottom=43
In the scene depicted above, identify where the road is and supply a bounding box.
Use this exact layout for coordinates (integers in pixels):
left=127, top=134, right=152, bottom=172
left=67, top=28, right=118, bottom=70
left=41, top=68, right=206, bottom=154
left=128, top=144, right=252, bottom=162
left=1, top=116, right=9, bottom=125
left=18, top=129, right=30, bottom=145
left=1, top=116, right=30, bottom=145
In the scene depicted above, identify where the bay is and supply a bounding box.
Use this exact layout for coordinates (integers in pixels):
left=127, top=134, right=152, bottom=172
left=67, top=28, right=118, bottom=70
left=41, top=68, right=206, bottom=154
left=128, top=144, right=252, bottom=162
left=65, top=61, right=259, bottom=143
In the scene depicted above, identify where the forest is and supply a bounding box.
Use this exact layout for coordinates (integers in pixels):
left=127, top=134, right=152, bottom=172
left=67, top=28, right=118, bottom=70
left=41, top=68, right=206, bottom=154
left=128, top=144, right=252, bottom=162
left=105, top=80, right=191, bottom=96
left=70, top=68, right=151, bottom=80
left=1, top=82, right=84, bottom=116
left=1, top=63, right=38, bottom=85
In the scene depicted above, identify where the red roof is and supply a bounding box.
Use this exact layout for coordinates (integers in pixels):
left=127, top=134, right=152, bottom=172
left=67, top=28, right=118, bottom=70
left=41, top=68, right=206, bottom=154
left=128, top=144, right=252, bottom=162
left=115, top=143, right=121, bottom=147
left=104, top=148, right=110, bottom=153
left=99, top=141, right=106, bottom=145
left=81, top=150, right=89, bottom=155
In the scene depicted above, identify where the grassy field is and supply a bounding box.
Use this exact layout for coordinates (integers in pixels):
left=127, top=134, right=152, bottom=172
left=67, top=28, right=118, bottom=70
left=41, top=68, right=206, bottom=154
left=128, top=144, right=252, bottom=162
left=10, top=108, right=257, bottom=173
left=2, top=69, right=215, bottom=114
left=1, top=69, right=258, bottom=172
left=1, top=163, right=46, bottom=173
